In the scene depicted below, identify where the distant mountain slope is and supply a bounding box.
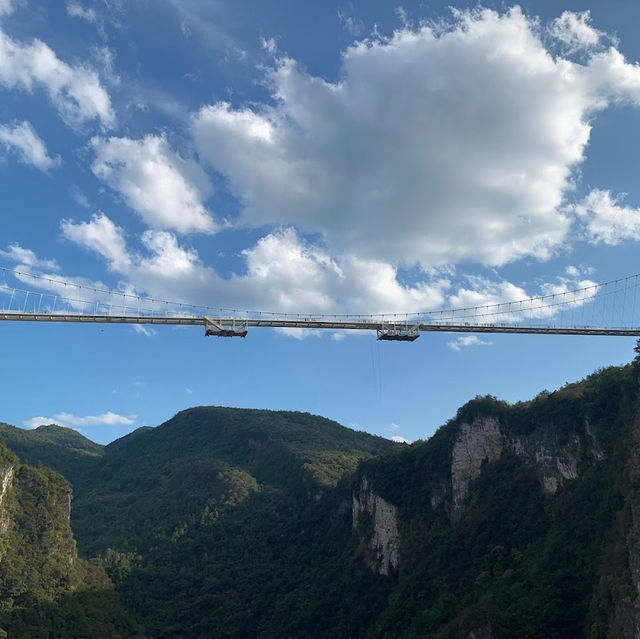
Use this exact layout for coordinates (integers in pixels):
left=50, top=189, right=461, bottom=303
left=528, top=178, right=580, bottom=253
left=0, top=423, right=103, bottom=486
left=3, top=366, right=640, bottom=638
left=107, top=364, right=640, bottom=638
left=70, top=407, right=395, bottom=555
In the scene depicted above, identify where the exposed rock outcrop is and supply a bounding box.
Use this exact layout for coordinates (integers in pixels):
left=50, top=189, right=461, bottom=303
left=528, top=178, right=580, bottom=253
left=450, top=415, right=597, bottom=519
left=352, top=476, right=400, bottom=575
left=0, top=463, right=14, bottom=535
left=451, top=418, right=503, bottom=515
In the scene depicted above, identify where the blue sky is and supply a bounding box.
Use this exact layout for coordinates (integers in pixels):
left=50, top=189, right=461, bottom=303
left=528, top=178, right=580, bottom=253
left=1, top=0, right=640, bottom=445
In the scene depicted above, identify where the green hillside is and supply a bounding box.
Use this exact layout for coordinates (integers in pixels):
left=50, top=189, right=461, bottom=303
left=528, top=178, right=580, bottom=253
left=0, top=440, right=145, bottom=638
left=109, top=365, right=640, bottom=638
left=0, top=423, right=103, bottom=486
left=70, top=407, right=394, bottom=556
left=1, top=361, right=639, bottom=637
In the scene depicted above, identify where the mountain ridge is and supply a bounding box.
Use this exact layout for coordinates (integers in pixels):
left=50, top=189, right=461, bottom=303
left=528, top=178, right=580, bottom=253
left=1, top=362, right=639, bottom=636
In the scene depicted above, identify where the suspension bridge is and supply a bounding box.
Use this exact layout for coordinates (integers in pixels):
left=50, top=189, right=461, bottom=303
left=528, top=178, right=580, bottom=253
left=2, top=266, right=640, bottom=341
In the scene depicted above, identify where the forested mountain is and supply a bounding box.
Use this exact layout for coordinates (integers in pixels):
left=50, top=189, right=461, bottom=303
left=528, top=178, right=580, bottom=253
left=0, top=440, right=145, bottom=638
left=2, top=361, right=640, bottom=637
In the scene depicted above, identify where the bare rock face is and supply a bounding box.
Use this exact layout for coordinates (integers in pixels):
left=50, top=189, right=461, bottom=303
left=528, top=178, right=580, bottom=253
left=511, top=428, right=581, bottom=495
left=451, top=418, right=503, bottom=515
left=352, top=476, right=400, bottom=575
left=450, top=415, right=598, bottom=519
left=0, top=463, right=14, bottom=535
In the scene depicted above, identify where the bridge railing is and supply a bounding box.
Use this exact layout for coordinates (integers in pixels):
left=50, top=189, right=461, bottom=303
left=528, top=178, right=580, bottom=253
left=2, top=268, right=640, bottom=332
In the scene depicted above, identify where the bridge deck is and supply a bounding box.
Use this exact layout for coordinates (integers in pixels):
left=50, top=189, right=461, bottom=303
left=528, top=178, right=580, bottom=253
left=1, top=312, right=640, bottom=337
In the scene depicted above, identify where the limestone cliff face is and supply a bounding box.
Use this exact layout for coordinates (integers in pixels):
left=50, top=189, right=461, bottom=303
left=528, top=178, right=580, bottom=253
left=0, top=464, right=13, bottom=536
left=352, top=476, right=400, bottom=575
left=450, top=415, right=596, bottom=519
left=451, top=417, right=503, bottom=515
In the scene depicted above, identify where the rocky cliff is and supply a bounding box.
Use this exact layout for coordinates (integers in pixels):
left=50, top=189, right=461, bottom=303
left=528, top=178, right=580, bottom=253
left=339, top=364, right=638, bottom=638
left=352, top=475, right=400, bottom=575
left=450, top=411, right=596, bottom=518
left=1, top=363, right=638, bottom=638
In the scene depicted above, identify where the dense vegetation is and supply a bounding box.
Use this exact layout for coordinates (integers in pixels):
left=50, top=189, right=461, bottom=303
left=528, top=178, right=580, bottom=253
left=0, top=441, right=145, bottom=638
left=0, top=361, right=638, bottom=637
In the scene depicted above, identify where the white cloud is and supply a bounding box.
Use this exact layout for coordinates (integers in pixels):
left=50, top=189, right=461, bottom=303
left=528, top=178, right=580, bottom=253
left=90, top=135, right=216, bottom=233
left=23, top=416, right=57, bottom=429
left=448, top=335, right=493, bottom=351
left=132, top=324, right=157, bottom=337
left=0, top=120, right=59, bottom=170
left=66, top=2, right=99, bottom=24
left=338, top=10, right=364, bottom=37
left=56, top=215, right=601, bottom=335
left=446, top=278, right=530, bottom=315
left=575, top=189, right=640, bottom=245
left=53, top=411, right=136, bottom=426
left=0, top=243, right=59, bottom=270
left=60, top=216, right=451, bottom=314
left=193, top=8, right=640, bottom=269
left=9, top=267, right=119, bottom=313
left=386, top=422, right=409, bottom=443
left=165, top=0, right=238, bottom=52
left=260, top=37, right=277, bottom=55
left=0, top=0, right=14, bottom=17
left=565, top=265, right=580, bottom=277
left=274, top=327, right=322, bottom=339
left=0, top=27, right=115, bottom=128
left=444, top=273, right=597, bottom=321
left=70, top=185, right=91, bottom=208
left=61, top=212, right=131, bottom=271
left=549, top=11, right=603, bottom=52
left=24, top=411, right=135, bottom=429
left=91, top=46, right=119, bottom=85
left=239, top=228, right=451, bottom=314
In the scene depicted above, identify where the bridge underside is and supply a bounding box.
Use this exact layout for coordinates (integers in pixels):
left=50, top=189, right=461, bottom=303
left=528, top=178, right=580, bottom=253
left=1, top=312, right=640, bottom=338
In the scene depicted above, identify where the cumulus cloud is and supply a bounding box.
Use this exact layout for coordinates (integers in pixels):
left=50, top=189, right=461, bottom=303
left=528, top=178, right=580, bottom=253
left=23, top=416, right=57, bottom=429
left=61, top=215, right=451, bottom=314
left=0, top=243, right=59, bottom=270
left=386, top=423, right=409, bottom=443
left=55, top=212, right=601, bottom=337
left=575, top=189, right=640, bottom=245
left=549, top=11, right=603, bottom=52
left=90, top=135, right=216, bottom=233
left=192, top=7, right=640, bottom=269
left=24, top=411, right=136, bottom=429
left=0, top=27, right=114, bottom=128
left=443, top=273, right=597, bottom=323
left=61, top=212, right=131, bottom=271
left=8, top=266, right=121, bottom=313
left=56, top=411, right=136, bottom=426
left=0, top=120, right=60, bottom=170
left=448, top=335, right=493, bottom=351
